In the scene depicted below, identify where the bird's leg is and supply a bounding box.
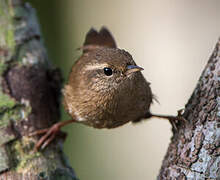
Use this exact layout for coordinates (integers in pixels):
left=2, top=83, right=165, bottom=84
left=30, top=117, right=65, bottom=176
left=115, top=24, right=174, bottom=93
left=146, top=109, right=187, bottom=130
left=29, top=119, right=76, bottom=151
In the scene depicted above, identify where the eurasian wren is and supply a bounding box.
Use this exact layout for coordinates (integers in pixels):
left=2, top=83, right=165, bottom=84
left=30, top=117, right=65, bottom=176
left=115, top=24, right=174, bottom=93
left=32, top=27, right=184, bottom=151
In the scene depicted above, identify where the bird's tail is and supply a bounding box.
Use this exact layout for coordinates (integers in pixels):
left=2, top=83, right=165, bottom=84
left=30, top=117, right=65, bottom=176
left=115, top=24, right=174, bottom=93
left=80, top=27, right=117, bottom=53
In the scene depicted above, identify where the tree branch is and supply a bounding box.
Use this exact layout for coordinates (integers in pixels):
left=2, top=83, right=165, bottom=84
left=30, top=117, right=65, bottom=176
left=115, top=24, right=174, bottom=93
left=158, top=39, right=220, bottom=179
left=0, top=0, right=77, bottom=179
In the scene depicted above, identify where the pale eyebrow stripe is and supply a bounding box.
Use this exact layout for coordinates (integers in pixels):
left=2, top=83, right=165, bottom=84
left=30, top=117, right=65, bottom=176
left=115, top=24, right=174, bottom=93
left=84, top=63, right=109, bottom=71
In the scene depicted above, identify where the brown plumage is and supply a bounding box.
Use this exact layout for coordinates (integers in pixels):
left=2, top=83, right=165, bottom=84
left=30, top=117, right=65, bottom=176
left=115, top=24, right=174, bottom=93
left=64, top=54, right=152, bottom=128
left=31, top=27, right=184, bottom=151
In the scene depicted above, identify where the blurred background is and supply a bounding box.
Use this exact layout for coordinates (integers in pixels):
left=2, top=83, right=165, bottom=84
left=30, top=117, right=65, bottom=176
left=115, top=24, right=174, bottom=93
left=25, top=0, right=220, bottom=179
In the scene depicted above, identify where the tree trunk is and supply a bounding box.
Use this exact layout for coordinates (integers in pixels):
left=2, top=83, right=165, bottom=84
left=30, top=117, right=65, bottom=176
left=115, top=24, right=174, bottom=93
left=158, top=40, right=220, bottom=179
left=0, top=0, right=77, bottom=179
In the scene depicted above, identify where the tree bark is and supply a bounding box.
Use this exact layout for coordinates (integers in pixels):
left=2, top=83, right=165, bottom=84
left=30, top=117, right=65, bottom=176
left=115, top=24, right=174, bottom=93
left=0, top=0, right=77, bottom=179
left=158, top=40, right=220, bottom=179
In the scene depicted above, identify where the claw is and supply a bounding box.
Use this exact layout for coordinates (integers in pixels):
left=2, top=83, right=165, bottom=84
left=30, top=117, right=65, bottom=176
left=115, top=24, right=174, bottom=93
left=29, top=128, right=49, bottom=136
left=29, top=119, right=76, bottom=151
left=33, top=124, right=60, bottom=152
left=41, top=133, right=56, bottom=150
left=169, top=119, right=178, bottom=131
left=149, top=108, right=187, bottom=131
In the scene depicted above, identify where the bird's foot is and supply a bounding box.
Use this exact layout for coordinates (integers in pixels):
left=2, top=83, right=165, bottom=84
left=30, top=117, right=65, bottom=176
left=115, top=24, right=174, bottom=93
left=167, top=109, right=187, bottom=121
left=149, top=109, right=187, bottom=130
left=29, top=122, right=66, bottom=152
left=29, top=119, right=76, bottom=151
left=171, top=109, right=187, bottom=131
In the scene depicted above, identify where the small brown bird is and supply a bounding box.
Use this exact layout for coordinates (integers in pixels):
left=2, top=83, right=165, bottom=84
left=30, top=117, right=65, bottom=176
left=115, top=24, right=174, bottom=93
left=32, top=27, right=184, bottom=151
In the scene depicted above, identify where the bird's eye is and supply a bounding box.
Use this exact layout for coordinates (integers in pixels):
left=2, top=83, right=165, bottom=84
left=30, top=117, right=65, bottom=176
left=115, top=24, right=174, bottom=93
left=103, top=67, right=113, bottom=76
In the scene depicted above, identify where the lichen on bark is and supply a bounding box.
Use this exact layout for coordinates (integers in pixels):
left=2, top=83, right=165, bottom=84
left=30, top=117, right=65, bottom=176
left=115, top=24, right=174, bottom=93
left=0, top=0, right=77, bottom=179
left=158, top=40, right=220, bottom=179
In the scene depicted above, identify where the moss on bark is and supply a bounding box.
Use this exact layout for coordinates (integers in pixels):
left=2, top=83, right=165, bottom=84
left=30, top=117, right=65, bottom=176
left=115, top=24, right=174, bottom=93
left=0, top=0, right=77, bottom=179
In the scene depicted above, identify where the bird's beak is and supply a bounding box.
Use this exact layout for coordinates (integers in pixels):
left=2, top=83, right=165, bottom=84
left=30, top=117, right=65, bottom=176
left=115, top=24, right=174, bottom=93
left=125, top=65, right=144, bottom=76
